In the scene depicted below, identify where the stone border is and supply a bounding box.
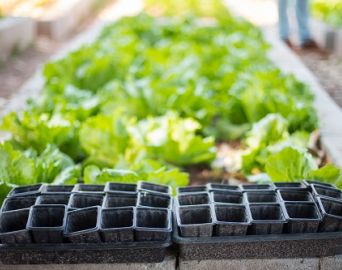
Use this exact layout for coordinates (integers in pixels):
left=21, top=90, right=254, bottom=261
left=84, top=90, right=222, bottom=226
left=310, top=19, right=342, bottom=56
left=36, top=0, right=98, bottom=40
left=0, top=16, right=36, bottom=61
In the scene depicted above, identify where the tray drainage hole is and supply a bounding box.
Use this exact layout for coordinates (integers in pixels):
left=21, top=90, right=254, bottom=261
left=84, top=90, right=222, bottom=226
left=178, top=193, right=209, bottom=205
left=279, top=191, right=311, bottom=201
left=107, top=183, right=136, bottom=192
left=285, top=203, right=319, bottom=219
left=136, top=208, right=169, bottom=228
left=213, top=192, right=242, bottom=204
left=140, top=182, right=169, bottom=194
left=31, top=206, right=65, bottom=227
left=0, top=209, right=29, bottom=233
left=104, top=194, right=137, bottom=208
left=139, top=193, right=170, bottom=208
left=215, top=205, right=247, bottom=222
left=246, top=192, right=277, bottom=203
left=102, top=208, right=133, bottom=228
left=69, top=194, right=103, bottom=209
left=37, top=194, right=70, bottom=205
left=321, top=199, right=342, bottom=217
left=3, top=197, right=36, bottom=211
left=250, top=204, right=284, bottom=220
left=179, top=206, right=212, bottom=225
left=67, top=208, right=98, bottom=233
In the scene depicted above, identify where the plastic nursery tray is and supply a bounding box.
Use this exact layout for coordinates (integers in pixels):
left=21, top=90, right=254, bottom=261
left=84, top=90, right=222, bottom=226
left=206, top=183, right=241, bottom=192
left=173, top=181, right=342, bottom=260
left=0, top=182, right=173, bottom=264
left=311, top=184, right=342, bottom=201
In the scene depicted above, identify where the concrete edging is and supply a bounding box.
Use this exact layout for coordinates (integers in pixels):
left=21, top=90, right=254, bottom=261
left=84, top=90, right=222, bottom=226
left=0, top=16, right=36, bottom=61
left=310, top=19, right=342, bottom=56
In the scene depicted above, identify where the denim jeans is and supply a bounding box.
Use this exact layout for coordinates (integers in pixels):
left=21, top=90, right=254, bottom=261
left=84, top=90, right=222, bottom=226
left=278, top=0, right=311, bottom=44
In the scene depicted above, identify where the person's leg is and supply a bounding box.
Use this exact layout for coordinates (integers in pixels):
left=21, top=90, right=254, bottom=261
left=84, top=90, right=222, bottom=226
left=295, top=0, right=311, bottom=44
left=278, top=0, right=290, bottom=40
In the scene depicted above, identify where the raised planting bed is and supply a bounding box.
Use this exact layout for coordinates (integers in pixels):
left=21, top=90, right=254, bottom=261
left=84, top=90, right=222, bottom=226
left=0, top=16, right=35, bottom=61
left=0, top=181, right=173, bottom=264
left=3, top=0, right=99, bottom=40
left=173, top=181, right=342, bottom=260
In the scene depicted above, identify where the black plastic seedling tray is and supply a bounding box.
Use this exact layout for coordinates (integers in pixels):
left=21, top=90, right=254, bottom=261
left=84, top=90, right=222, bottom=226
left=138, top=191, right=172, bottom=209
left=138, top=181, right=171, bottom=195
left=36, top=193, right=71, bottom=205
left=311, top=185, right=342, bottom=201
left=282, top=202, right=321, bottom=233
left=240, top=184, right=275, bottom=192
left=244, top=191, right=279, bottom=203
left=277, top=189, right=315, bottom=202
left=176, top=192, right=210, bottom=206
left=0, top=239, right=172, bottom=264
left=1, top=196, right=37, bottom=212
left=210, top=190, right=244, bottom=204
left=173, top=227, right=342, bottom=260
left=317, top=197, right=342, bottom=232
left=206, top=183, right=241, bottom=192
left=7, top=184, right=44, bottom=197
left=28, top=205, right=67, bottom=243
left=273, top=182, right=308, bottom=190
left=177, top=185, right=207, bottom=194
left=105, top=182, right=137, bottom=194
left=68, top=193, right=104, bottom=210
left=43, top=185, right=74, bottom=194
left=102, top=193, right=137, bottom=208
left=72, top=184, right=105, bottom=194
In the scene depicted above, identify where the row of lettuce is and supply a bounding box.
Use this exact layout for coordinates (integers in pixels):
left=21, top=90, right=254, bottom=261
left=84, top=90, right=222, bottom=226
left=312, top=0, right=342, bottom=28
left=0, top=1, right=341, bottom=201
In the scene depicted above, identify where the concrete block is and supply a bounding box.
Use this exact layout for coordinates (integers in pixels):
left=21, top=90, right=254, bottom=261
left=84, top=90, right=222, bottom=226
left=37, top=0, right=97, bottom=40
left=320, top=255, right=342, bottom=270
left=0, top=254, right=176, bottom=270
left=0, top=17, right=36, bottom=61
left=179, top=257, right=319, bottom=270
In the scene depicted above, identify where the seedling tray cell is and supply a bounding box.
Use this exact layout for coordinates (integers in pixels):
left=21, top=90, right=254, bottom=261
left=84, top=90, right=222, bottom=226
left=135, top=207, right=172, bottom=241
left=7, top=184, right=44, bottom=198
left=43, top=185, right=74, bottom=194
left=176, top=205, right=213, bottom=237
left=36, top=193, right=70, bottom=205
left=1, top=196, right=37, bottom=212
left=72, top=184, right=104, bottom=194
left=248, top=203, right=287, bottom=234
left=0, top=208, right=31, bottom=244
left=311, top=185, right=342, bottom=201
left=277, top=190, right=315, bottom=202
left=177, top=185, right=207, bottom=194
left=138, top=181, right=171, bottom=195
left=283, top=202, right=321, bottom=233
left=102, top=193, right=137, bottom=208
left=176, top=192, right=209, bottom=206
left=64, top=206, right=101, bottom=243
left=68, top=193, right=103, bottom=210
left=317, top=197, right=342, bottom=232
left=210, top=190, right=244, bottom=204
left=28, top=205, right=67, bottom=243
left=240, top=184, right=275, bottom=192
left=206, top=183, right=241, bottom=192
left=138, top=191, right=172, bottom=209
left=100, top=207, right=134, bottom=242
left=213, top=204, right=251, bottom=236
left=104, top=182, right=137, bottom=194
left=304, top=180, right=335, bottom=188
left=273, top=182, right=308, bottom=190
left=244, top=191, right=279, bottom=203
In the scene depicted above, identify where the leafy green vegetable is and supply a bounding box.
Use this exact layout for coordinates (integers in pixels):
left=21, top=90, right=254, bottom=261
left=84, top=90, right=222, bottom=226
left=265, top=146, right=342, bottom=188
left=312, top=0, right=342, bottom=27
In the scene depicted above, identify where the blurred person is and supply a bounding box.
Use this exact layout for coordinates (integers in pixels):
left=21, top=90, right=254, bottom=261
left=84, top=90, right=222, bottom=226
left=278, top=0, right=318, bottom=49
